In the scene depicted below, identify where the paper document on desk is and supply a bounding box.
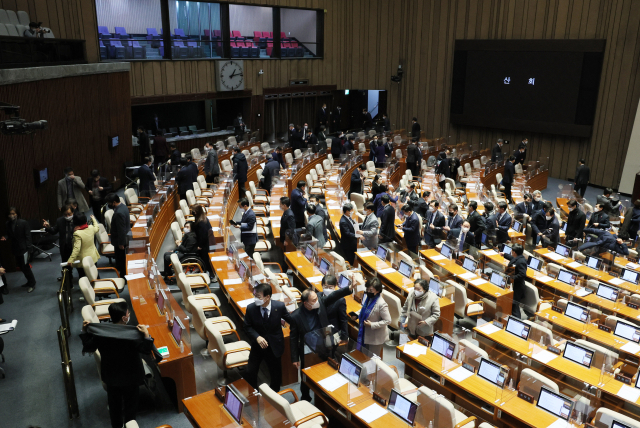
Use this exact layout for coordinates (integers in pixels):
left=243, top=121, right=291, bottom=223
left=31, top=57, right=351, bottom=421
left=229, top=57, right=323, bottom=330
left=546, top=419, right=570, bottom=428
left=620, top=342, right=640, bottom=355
left=402, top=343, right=427, bottom=358
left=574, top=288, right=592, bottom=297
left=124, top=273, right=146, bottom=281
left=358, top=251, right=374, bottom=258
left=532, top=350, right=558, bottom=364
left=307, top=276, right=324, bottom=283
left=567, top=261, right=582, bottom=269
left=470, top=278, right=488, bottom=287
left=483, top=250, right=498, bottom=256
left=536, top=275, right=554, bottom=283
left=327, top=205, right=340, bottom=210
left=609, top=278, right=625, bottom=285
left=545, top=252, right=565, bottom=261
left=476, top=323, right=501, bottom=335
left=458, top=272, right=477, bottom=280
left=356, top=403, right=388, bottom=423
left=236, top=298, right=254, bottom=308
left=0, top=320, right=17, bottom=332
left=211, top=256, right=229, bottom=261
left=318, top=373, right=349, bottom=392
left=626, top=262, right=640, bottom=270
left=127, top=260, right=146, bottom=269
left=431, top=255, right=446, bottom=261
left=223, top=278, right=243, bottom=285
left=448, top=366, right=474, bottom=383
left=617, top=384, right=640, bottom=403
left=379, top=268, right=396, bottom=275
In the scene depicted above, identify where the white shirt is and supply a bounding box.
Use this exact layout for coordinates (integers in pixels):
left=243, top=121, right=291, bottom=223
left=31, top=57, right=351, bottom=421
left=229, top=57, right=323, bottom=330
left=261, top=299, right=272, bottom=318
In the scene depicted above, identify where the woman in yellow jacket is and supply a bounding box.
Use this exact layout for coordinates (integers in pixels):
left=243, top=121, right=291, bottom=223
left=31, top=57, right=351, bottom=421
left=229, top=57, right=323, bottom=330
left=66, top=212, right=100, bottom=276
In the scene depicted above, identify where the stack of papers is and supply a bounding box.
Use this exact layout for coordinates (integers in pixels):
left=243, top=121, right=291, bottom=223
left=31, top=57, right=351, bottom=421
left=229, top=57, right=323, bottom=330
left=447, top=366, right=474, bottom=382
left=617, top=384, right=640, bottom=402
left=211, top=256, right=229, bottom=261
left=307, top=276, right=324, bottom=283
left=567, top=261, right=582, bottom=269
left=626, top=262, right=640, bottom=270
left=318, top=373, right=349, bottom=392
left=356, top=404, right=388, bottom=423
left=458, top=272, right=477, bottom=280
left=546, top=419, right=572, bottom=428
left=532, top=350, right=558, bottom=364
left=470, top=278, right=487, bottom=286
left=237, top=298, right=254, bottom=308
left=431, top=255, right=446, bottom=261
left=546, top=252, right=564, bottom=261
left=127, top=260, right=146, bottom=269
left=124, top=273, right=146, bottom=281
left=207, top=215, right=221, bottom=220
left=379, top=267, right=396, bottom=275
left=402, top=343, right=427, bottom=357
left=358, top=251, right=374, bottom=257
left=476, top=323, right=501, bottom=335
left=574, top=288, right=592, bottom=297
left=0, top=320, right=18, bottom=333
left=483, top=250, right=498, bottom=256
left=620, top=342, right=640, bottom=355
left=536, top=275, right=554, bottom=283
left=610, top=278, right=625, bottom=285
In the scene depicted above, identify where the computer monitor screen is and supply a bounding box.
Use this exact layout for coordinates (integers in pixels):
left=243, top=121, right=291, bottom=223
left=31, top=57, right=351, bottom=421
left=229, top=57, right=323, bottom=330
left=528, top=256, right=542, bottom=271
left=376, top=245, right=388, bottom=261
left=585, top=256, right=602, bottom=270
left=505, top=316, right=531, bottom=340
left=611, top=421, right=633, bottom=428
left=501, top=244, right=513, bottom=256
left=238, top=260, right=247, bottom=280
left=555, top=244, right=571, bottom=258
left=462, top=257, right=478, bottom=273
left=429, top=278, right=442, bottom=297
left=596, top=283, right=619, bottom=302
left=224, top=385, right=244, bottom=424
left=398, top=260, right=413, bottom=278
left=481, top=232, right=488, bottom=244
left=613, top=320, right=640, bottom=343
left=512, top=220, right=522, bottom=232
left=490, top=271, right=507, bottom=289
left=319, top=258, right=330, bottom=275
left=477, top=358, right=506, bottom=387
left=636, top=372, right=640, bottom=389
left=536, top=386, right=572, bottom=420
left=563, top=341, right=594, bottom=368
left=557, top=269, right=577, bottom=286
left=171, top=317, right=183, bottom=344
left=430, top=333, right=456, bottom=360
left=388, top=389, right=419, bottom=426
left=561, top=221, right=567, bottom=232
left=338, top=274, right=351, bottom=289
left=338, top=355, right=362, bottom=386
left=565, top=302, right=589, bottom=322
left=111, top=135, right=119, bottom=148
left=304, top=244, right=315, bottom=262
left=440, top=243, right=453, bottom=259
left=621, top=269, right=640, bottom=285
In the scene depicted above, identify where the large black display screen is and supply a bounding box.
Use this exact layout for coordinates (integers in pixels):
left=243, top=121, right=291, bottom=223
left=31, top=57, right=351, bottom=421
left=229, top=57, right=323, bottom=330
left=450, top=40, right=605, bottom=137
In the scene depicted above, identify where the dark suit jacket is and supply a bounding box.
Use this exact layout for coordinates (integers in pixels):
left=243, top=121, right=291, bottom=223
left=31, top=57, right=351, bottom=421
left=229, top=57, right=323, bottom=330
left=494, top=212, right=512, bottom=243
left=85, top=177, right=113, bottom=202
left=315, top=205, right=329, bottom=241
left=5, top=218, right=31, bottom=257
left=152, top=135, right=169, bottom=158
left=291, top=188, right=307, bottom=225
left=411, top=122, right=421, bottom=139
left=363, top=112, right=373, bottom=129
left=204, top=150, right=220, bottom=176
left=176, top=162, right=198, bottom=196
left=466, top=210, right=485, bottom=245
left=111, top=203, right=131, bottom=247
left=272, top=151, right=286, bottom=169
left=446, top=229, right=476, bottom=248
left=262, top=159, right=281, bottom=190
left=138, top=132, right=150, bottom=156
left=304, top=133, right=318, bottom=149
left=233, top=118, right=246, bottom=136
left=331, top=108, right=342, bottom=130
left=195, top=220, right=212, bottom=252
left=530, top=210, right=548, bottom=236
left=289, top=128, right=303, bottom=150
left=424, top=210, right=445, bottom=242
left=233, top=153, right=248, bottom=183
left=596, top=195, right=617, bottom=216
left=403, top=212, right=421, bottom=248
left=244, top=300, right=292, bottom=358
left=583, top=228, right=629, bottom=255
left=331, top=137, right=343, bottom=158
left=566, top=208, right=586, bottom=240
left=446, top=214, right=463, bottom=231
left=240, top=208, right=258, bottom=246
left=379, top=204, right=396, bottom=243
left=374, top=145, right=386, bottom=164
left=170, top=148, right=182, bottom=166
left=503, top=162, right=515, bottom=185
left=317, top=138, right=327, bottom=154
left=406, top=143, right=420, bottom=164
left=342, top=140, right=354, bottom=154
left=383, top=117, right=390, bottom=131
left=588, top=210, right=610, bottom=229
left=436, top=157, right=451, bottom=178
left=45, top=216, right=75, bottom=255
left=513, top=150, right=526, bottom=165
left=514, top=202, right=533, bottom=216
left=326, top=295, right=348, bottom=338
left=350, top=169, right=363, bottom=195
left=317, top=108, right=328, bottom=127
left=491, top=144, right=503, bottom=162
left=138, top=164, right=156, bottom=195
left=290, top=286, right=352, bottom=363
left=339, top=215, right=358, bottom=254
left=414, top=198, right=429, bottom=218
left=504, top=254, right=527, bottom=300
left=280, top=209, right=296, bottom=244
left=575, top=165, right=590, bottom=185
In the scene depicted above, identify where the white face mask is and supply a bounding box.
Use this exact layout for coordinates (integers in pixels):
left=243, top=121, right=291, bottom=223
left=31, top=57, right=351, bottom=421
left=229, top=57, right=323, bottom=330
left=534, top=197, right=541, bottom=201
left=323, top=288, right=334, bottom=296
left=545, top=215, right=553, bottom=220
left=306, top=300, right=320, bottom=310
left=569, top=207, right=575, bottom=212
left=183, top=227, right=190, bottom=233
left=461, top=227, right=470, bottom=233
left=254, top=298, right=264, bottom=306
left=414, top=290, right=424, bottom=298
left=65, top=216, right=73, bottom=222
left=429, top=206, right=435, bottom=212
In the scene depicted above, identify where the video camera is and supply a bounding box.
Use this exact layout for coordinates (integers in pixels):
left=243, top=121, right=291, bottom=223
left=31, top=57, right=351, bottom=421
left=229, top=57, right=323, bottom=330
left=0, top=102, right=48, bottom=135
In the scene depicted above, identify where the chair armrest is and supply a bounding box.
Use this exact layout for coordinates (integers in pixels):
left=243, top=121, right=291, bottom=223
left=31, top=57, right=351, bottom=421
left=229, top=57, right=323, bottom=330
left=92, top=301, right=114, bottom=307
left=200, top=304, right=222, bottom=316
left=223, top=347, right=251, bottom=368
left=537, top=300, right=554, bottom=312
left=218, top=329, right=241, bottom=341
left=465, top=301, right=484, bottom=317
left=97, top=266, right=121, bottom=277
left=138, top=196, right=151, bottom=202
left=90, top=279, right=120, bottom=297
left=99, top=241, right=112, bottom=246
left=293, top=412, right=328, bottom=427
left=278, top=388, right=299, bottom=402
left=613, top=361, right=624, bottom=370
left=181, top=262, right=204, bottom=272
left=454, top=416, right=477, bottom=428
left=186, top=274, right=211, bottom=292
left=263, top=262, right=283, bottom=273
left=255, top=189, right=270, bottom=196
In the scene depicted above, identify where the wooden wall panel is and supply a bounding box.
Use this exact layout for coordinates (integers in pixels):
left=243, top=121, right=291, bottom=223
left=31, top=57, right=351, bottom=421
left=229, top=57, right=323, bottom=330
left=0, top=72, right=132, bottom=225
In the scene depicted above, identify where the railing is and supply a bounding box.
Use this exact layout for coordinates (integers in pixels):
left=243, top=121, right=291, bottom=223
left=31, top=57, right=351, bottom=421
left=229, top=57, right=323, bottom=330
left=0, top=36, right=86, bottom=69
left=57, top=267, right=79, bottom=419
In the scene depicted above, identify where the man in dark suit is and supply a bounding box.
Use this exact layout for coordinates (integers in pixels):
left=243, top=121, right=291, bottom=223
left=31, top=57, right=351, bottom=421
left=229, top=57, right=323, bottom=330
left=518, top=138, right=528, bottom=161
left=136, top=125, right=151, bottom=158
left=588, top=203, right=610, bottom=229
left=597, top=188, right=618, bottom=216
left=232, top=147, right=249, bottom=199
left=331, top=134, right=343, bottom=159
left=378, top=195, right=396, bottom=244
left=279, top=197, right=296, bottom=245
left=80, top=302, right=156, bottom=428
left=579, top=228, right=629, bottom=256
left=413, top=191, right=431, bottom=218
left=152, top=134, right=169, bottom=173
left=169, top=142, right=182, bottom=172
left=304, top=129, right=318, bottom=151
left=244, top=283, right=293, bottom=392
left=493, top=202, right=512, bottom=245
left=291, top=181, right=307, bottom=228
left=316, top=136, right=327, bottom=154
left=411, top=117, right=421, bottom=142
left=443, top=204, right=463, bottom=234
left=501, top=244, right=527, bottom=318
left=423, top=200, right=445, bottom=248
left=234, top=199, right=257, bottom=259
left=289, top=124, right=303, bottom=150
left=362, top=108, right=373, bottom=129
left=540, top=209, right=560, bottom=247
left=491, top=139, right=504, bottom=163
left=565, top=199, right=586, bottom=244
left=150, top=113, right=162, bottom=135
left=513, top=146, right=526, bottom=166
left=435, top=151, right=450, bottom=191
left=574, top=159, right=590, bottom=198
left=341, top=135, right=355, bottom=154
left=530, top=202, right=553, bottom=245
left=309, top=195, right=329, bottom=244
left=262, top=154, right=281, bottom=191
left=406, top=141, right=421, bottom=177
left=86, top=170, right=112, bottom=224
left=317, top=103, right=328, bottom=131
left=503, top=155, right=516, bottom=204
left=290, top=279, right=354, bottom=400
left=137, top=157, right=156, bottom=198
left=233, top=113, right=246, bottom=137
left=447, top=221, right=475, bottom=252
left=43, top=204, right=77, bottom=281
left=382, top=113, right=391, bottom=132
left=272, top=146, right=286, bottom=169
left=2, top=207, right=36, bottom=292
left=339, top=204, right=359, bottom=264
left=203, top=141, right=220, bottom=184
left=350, top=164, right=365, bottom=197
left=106, top=193, right=131, bottom=278
left=399, top=204, right=420, bottom=254
left=466, top=201, right=486, bottom=247
left=176, top=154, right=198, bottom=200
left=330, top=105, right=343, bottom=133
left=514, top=193, right=534, bottom=217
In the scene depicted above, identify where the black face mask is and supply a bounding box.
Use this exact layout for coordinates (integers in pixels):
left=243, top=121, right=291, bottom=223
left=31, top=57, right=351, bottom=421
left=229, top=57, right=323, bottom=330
left=366, top=292, right=375, bottom=300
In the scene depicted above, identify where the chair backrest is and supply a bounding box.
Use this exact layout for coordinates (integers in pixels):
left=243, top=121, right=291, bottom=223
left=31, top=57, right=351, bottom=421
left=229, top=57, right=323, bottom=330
left=259, top=384, right=299, bottom=423
left=366, top=161, right=375, bottom=172
left=197, top=175, right=207, bottom=189
left=481, top=155, right=488, bottom=164
left=5, top=23, right=19, bottom=37
left=520, top=281, right=541, bottom=315
left=82, top=256, right=99, bottom=282
left=175, top=210, right=186, bottom=228
left=495, top=172, right=503, bottom=185
left=0, top=23, right=8, bottom=36
left=78, top=277, right=96, bottom=305
left=435, top=395, right=460, bottom=428
left=381, top=290, right=402, bottom=329
left=248, top=180, right=258, bottom=196
left=179, top=199, right=191, bottom=216
left=97, top=223, right=110, bottom=249
left=186, top=190, right=197, bottom=207
left=522, top=319, right=555, bottom=345
left=253, top=252, right=265, bottom=272
left=171, top=221, right=182, bottom=242
left=316, top=164, right=324, bottom=176
left=124, top=188, right=138, bottom=205
left=605, top=315, right=637, bottom=330
left=81, top=304, right=100, bottom=324
left=396, top=149, right=402, bottom=159
left=419, top=265, right=434, bottom=281
left=323, top=159, right=331, bottom=171
left=285, top=153, right=293, bottom=165
left=6, top=10, right=19, bottom=26
left=17, top=10, right=30, bottom=26
left=449, top=280, right=468, bottom=317
left=457, top=166, right=464, bottom=177
left=593, top=408, right=640, bottom=428
left=416, top=386, right=438, bottom=426
left=358, top=143, right=366, bottom=153
left=294, top=149, right=302, bottom=158
left=459, top=338, right=488, bottom=361
left=464, top=163, right=472, bottom=174
left=515, top=163, right=523, bottom=174
left=206, top=326, right=226, bottom=369
left=330, top=251, right=346, bottom=272
left=350, top=193, right=365, bottom=211
left=242, top=149, right=250, bottom=157
left=221, top=159, right=232, bottom=172
left=327, top=154, right=334, bottom=165
left=374, top=359, right=399, bottom=401
left=519, top=368, right=559, bottom=399
left=473, top=159, right=481, bottom=169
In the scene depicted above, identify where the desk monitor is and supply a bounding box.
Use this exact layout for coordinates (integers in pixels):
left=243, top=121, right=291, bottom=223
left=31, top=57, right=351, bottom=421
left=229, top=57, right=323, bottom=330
left=596, top=283, right=619, bottom=302
left=561, top=221, right=568, bottom=232
left=338, top=354, right=362, bottom=386
left=430, top=333, right=456, bottom=360
left=527, top=256, right=543, bottom=271
left=462, top=256, right=478, bottom=273
left=562, top=341, right=595, bottom=368
left=636, top=372, right=640, bottom=389
left=238, top=260, right=247, bottom=281
left=481, top=232, right=489, bottom=246
left=171, top=316, right=183, bottom=344
left=157, top=289, right=166, bottom=314
left=319, top=258, right=331, bottom=275
left=621, top=269, right=640, bottom=285
left=398, top=260, right=413, bottom=279
left=612, top=422, right=634, bottom=428
left=429, top=278, right=443, bottom=297
left=565, top=302, right=589, bottom=322
left=536, top=386, right=573, bottom=421
left=490, top=271, right=507, bottom=289
left=224, top=385, right=245, bottom=424
left=512, top=220, right=522, bottom=233
left=227, top=243, right=235, bottom=260
left=304, top=244, right=315, bottom=262
left=388, top=389, right=419, bottom=426
left=557, top=269, right=578, bottom=286
left=477, top=358, right=506, bottom=388
left=500, top=244, right=513, bottom=256
left=376, top=245, right=388, bottom=261
left=586, top=256, right=602, bottom=270
left=555, top=244, right=571, bottom=258
left=505, top=316, right=531, bottom=341
left=338, top=274, right=351, bottom=289
left=614, top=320, right=640, bottom=343
left=440, top=243, right=454, bottom=259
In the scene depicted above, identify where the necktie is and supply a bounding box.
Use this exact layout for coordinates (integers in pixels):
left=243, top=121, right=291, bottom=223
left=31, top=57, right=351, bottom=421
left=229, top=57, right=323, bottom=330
left=262, top=307, right=268, bottom=321
left=459, top=233, right=465, bottom=252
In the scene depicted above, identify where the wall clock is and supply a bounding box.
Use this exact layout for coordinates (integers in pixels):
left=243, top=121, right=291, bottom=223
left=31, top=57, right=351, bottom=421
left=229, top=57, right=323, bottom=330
left=216, top=60, right=244, bottom=91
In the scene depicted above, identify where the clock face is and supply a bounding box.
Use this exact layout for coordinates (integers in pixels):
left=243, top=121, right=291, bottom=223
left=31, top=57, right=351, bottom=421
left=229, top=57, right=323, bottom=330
left=218, top=60, right=244, bottom=91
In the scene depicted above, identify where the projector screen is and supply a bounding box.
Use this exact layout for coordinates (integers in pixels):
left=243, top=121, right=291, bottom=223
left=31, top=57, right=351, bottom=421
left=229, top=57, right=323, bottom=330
left=450, top=40, right=605, bottom=137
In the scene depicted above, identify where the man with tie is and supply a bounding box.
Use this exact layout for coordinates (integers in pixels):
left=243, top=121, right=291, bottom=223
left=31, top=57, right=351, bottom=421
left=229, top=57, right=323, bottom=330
left=272, top=146, right=286, bottom=169
left=289, top=124, right=303, bottom=150
left=244, top=283, right=293, bottom=391
left=494, top=202, right=512, bottom=245
left=350, top=164, right=366, bottom=197
left=513, top=147, right=526, bottom=166
left=317, top=103, right=328, bottom=131
left=291, top=181, right=308, bottom=228
left=339, top=204, right=359, bottom=264
left=304, top=129, right=318, bottom=152
left=447, top=221, right=475, bottom=252
left=574, top=159, right=590, bottom=198
left=423, top=200, right=445, bottom=248
left=503, top=155, right=516, bottom=204
left=413, top=191, right=430, bottom=218
left=378, top=195, right=396, bottom=244
left=466, top=201, right=486, bottom=247
left=491, top=139, right=504, bottom=163
left=400, top=205, right=421, bottom=254
left=279, top=197, right=296, bottom=245
left=565, top=199, right=586, bottom=244
left=232, top=198, right=257, bottom=259
left=443, top=204, right=463, bottom=234
left=514, top=193, right=534, bottom=218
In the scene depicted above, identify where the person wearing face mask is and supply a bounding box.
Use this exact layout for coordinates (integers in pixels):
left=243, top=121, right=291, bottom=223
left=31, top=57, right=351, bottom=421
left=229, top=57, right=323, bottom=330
left=86, top=169, right=112, bottom=225
left=574, top=159, right=590, bottom=198
left=66, top=212, right=100, bottom=279
left=309, top=195, right=329, bottom=244
left=43, top=205, right=77, bottom=281
left=176, top=154, right=198, bottom=200
left=305, top=204, right=326, bottom=249
left=359, top=202, right=379, bottom=250
left=540, top=208, right=560, bottom=247
left=579, top=227, right=630, bottom=256
left=330, top=132, right=344, bottom=159
left=203, top=141, right=220, bottom=184
left=339, top=204, right=359, bottom=264
left=291, top=180, right=308, bottom=228
left=350, top=164, right=366, bottom=198
left=105, top=193, right=131, bottom=278
left=423, top=200, right=445, bottom=249
left=57, top=166, right=89, bottom=214
left=503, top=155, right=516, bottom=204
left=401, top=279, right=440, bottom=339
left=80, top=302, right=156, bottom=428
left=443, top=204, right=462, bottom=233
left=493, top=201, right=512, bottom=245
left=353, top=277, right=391, bottom=356
left=232, top=199, right=257, bottom=259
left=514, top=193, right=534, bottom=218
left=531, top=190, right=544, bottom=212
left=162, top=221, right=197, bottom=279
left=399, top=204, right=421, bottom=254
left=530, top=202, right=553, bottom=246
left=466, top=201, right=486, bottom=247
left=168, top=142, right=181, bottom=172
left=500, top=243, right=527, bottom=319
left=244, top=283, right=293, bottom=392
left=491, top=139, right=504, bottom=163
left=261, top=153, right=280, bottom=191
left=447, top=221, right=476, bottom=252
left=1, top=207, right=36, bottom=293
left=597, top=188, right=619, bottom=216
left=565, top=199, right=586, bottom=244
left=374, top=139, right=386, bottom=168
left=290, top=279, right=355, bottom=400
left=587, top=203, right=610, bottom=230
left=413, top=191, right=430, bottom=218
left=289, top=124, right=304, bottom=151
left=513, top=146, right=526, bottom=166
left=233, top=113, right=246, bottom=137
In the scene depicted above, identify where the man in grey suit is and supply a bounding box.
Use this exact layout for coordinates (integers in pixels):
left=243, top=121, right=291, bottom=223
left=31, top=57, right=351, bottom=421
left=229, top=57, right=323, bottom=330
left=359, top=202, right=379, bottom=250
left=309, top=195, right=329, bottom=245
left=58, top=167, right=89, bottom=213
left=305, top=204, right=326, bottom=248
left=203, top=141, right=220, bottom=184
left=106, top=193, right=131, bottom=278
